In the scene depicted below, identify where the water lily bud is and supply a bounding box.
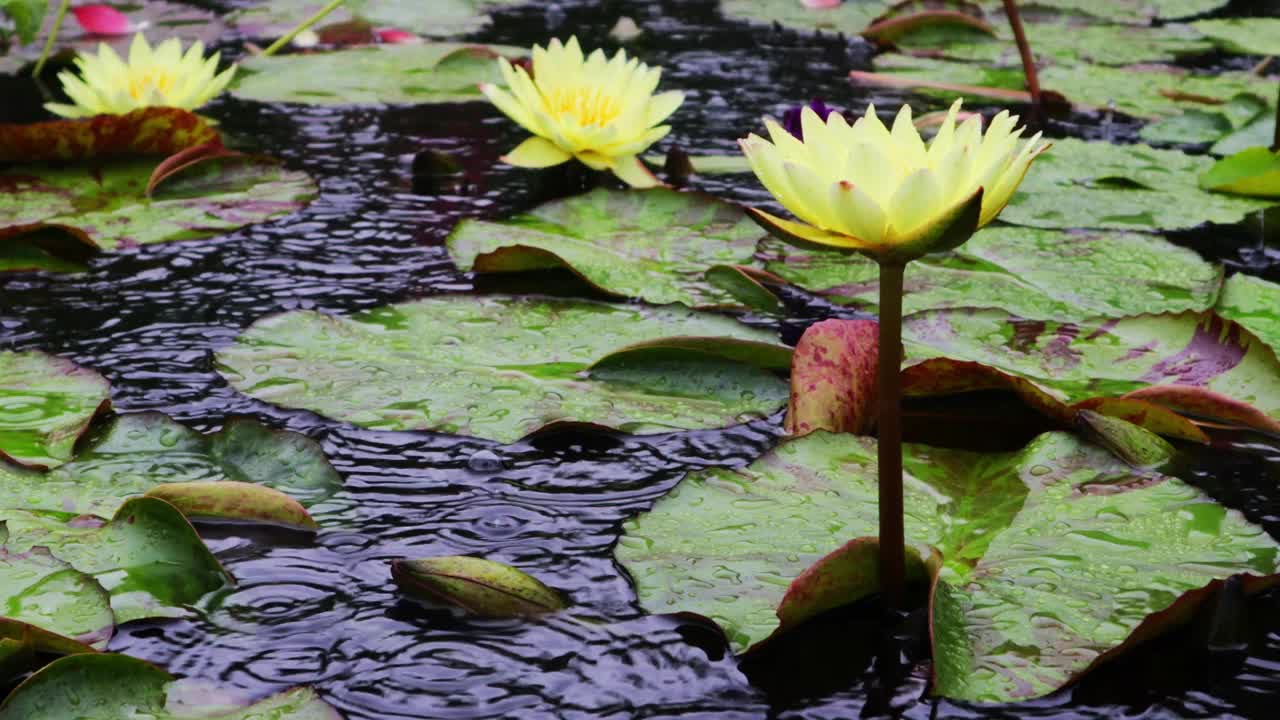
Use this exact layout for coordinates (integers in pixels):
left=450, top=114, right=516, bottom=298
left=391, top=556, right=567, bottom=617
left=479, top=36, right=684, bottom=188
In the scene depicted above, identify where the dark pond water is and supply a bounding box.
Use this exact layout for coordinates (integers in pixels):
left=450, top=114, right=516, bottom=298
left=4, top=0, right=1280, bottom=717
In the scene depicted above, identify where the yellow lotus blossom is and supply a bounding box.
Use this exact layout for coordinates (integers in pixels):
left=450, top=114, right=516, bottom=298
left=480, top=36, right=684, bottom=188
left=740, top=100, right=1049, bottom=263
left=45, top=34, right=236, bottom=119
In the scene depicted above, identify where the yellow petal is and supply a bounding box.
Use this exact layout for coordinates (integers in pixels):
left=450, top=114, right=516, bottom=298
left=746, top=207, right=872, bottom=251
left=886, top=167, right=944, bottom=242
left=828, top=181, right=887, bottom=244
left=608, top=156, right=661, bottom=188
left=645, top=91, right=683, bottom=127
left=502, top=136, right=573, bottom=168
left=781, top=161, right=836, bottom=229
left=481, top=82, right=541, bottom=135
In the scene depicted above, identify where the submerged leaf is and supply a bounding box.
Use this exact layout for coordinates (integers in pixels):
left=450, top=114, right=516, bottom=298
left=391, top=556, right=566, bottom=617
left=0, top=350, right=109, bottom=468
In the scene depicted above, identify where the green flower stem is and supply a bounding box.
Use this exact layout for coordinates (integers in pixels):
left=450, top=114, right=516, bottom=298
left=1002, top=0, right=1041, bottom=111
left=1272, top=83, right=1278, bottom=151
left=260, top=0, right=346, bottom=57
left=32, top=0, right=70, bottom=78
left=877, top=260, right=906, bottom=608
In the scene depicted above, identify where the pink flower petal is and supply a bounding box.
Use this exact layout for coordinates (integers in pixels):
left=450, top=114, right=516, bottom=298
left=801, top=0, right=841, bottom=8
left=376, top=28, right=420, bottom=44
left=72, top=5, right=132, bottom=36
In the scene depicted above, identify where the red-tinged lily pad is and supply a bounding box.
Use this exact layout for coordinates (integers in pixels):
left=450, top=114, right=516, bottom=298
left=901, top=308, right=1280, bottom=439
left=447, top=188, right=780, bottom=311
left=615, top=429, right=1280, bottom=702
left=0, top=412, right=342, bottom=521
left=0, top=150, right=316, bottom=271
left=0, top=350, right=110, bottom=468
left=216, top=295, right=791, bottom=444
left=392, top=556, right=567, bottom=617
left=785, top=318, right=878, bottom=436
left=0, top=542, right=114, bottom=648
left=1, top=497, right=230, bottom=624
left=0, top=652, right=343, bottom=719
left=0, top=108, right=221, bottom=163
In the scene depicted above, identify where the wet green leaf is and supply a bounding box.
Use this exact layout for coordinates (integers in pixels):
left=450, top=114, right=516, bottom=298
left=1140, top=94, right=1267, bottom=146
left=392, top=556, right=566, bottom=617
left=2, top=497, right=229, bottom=623
left=1216, top=273, right=1280, bottom=356
left=720, top=0, right=892, bottom=34
left=760, top=227, right=1221, bottom=321
left=216, top=295, right=790, bottom=443
left=0, top=154, right=316, bottom=268
left=1200, top=146, right=1280, bottom=198
left=616, top=430, right=1279, bottom=702
left=1190, top=17, right=1280, bottom=56
left=0, top=0, right=46, bottom=45
left=1213, top=115, right=1276, bottom=156
left=145, top=482, right=317, bottom=530
left=1075, top=410, right=1175, bottom=470
left=447, top=188, right=775, bottom=310
left=0, top=652, right=342, bottom=719
left=0, top=412, right=341, bottom=520
left=228, top=0, right=525, bottom=39
left=977, top=0, right=1227, bottom=23
left=230, top=43, right=525, bottom=106
left=0, top=351, right=109, bottom=468
left=0, top=543, right=113, bottom=647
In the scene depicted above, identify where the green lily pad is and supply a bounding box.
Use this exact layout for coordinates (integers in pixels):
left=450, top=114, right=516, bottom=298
left=228, top=0, right=526, bottom=40
left=1190, top=17, right=1280, bottom=56
left=901, top=308, right=1280, bottom=428
left=0, top=351, right=109, bottom=468
left=229, top=43, right=525, bottom=106
left=998, top=138, right=1274, bottom=230
left=216, top=295, right=791, bottom=444
left=0, top=412, right=341, bottom=520
left=2, top=497, right=229, bottom=624
left=0, top=154, right=316, bottom=267
left=1213, top=115, right=1277, bottom=156
left=0, top=653, right=341, bottom=719
left=447, top=188, right=776, bottom=310
left=1200, top=146, right=1280, bottom=198
left=1217, top=274, right=1280, bottom=356
left=760, top=227, right=1221, bottom=321
left=616, top=430, right=1279, bottom=702
left=977, top=0, right=1228, bottom=23
left=720, top=0, right=891, bottom=35
left=1139, top=93, right=1268, bottom=146
left=0, top=544, right=113, bottom=648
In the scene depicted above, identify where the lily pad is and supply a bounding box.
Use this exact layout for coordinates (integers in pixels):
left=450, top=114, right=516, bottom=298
left=977, top=0, right=1228, bottom=23
left=0, top=350, right=109, bottom=468
left=0, top=108, right=221, bottom=163
left=0, top=412, right=341, bottom=520
left=997, top=138, right=1274, bottom=230
left=0, top=544, right=113, bottom=647
left=0, top=1, right=227, bottom=74
left=720, top=0, right=892, bottom=35
left=1217, top=274, right=1280, bottom=356
left=1200, top=146, right=1280, bottom=198
left=0, top=153, right=316, bottom=266
left=216, top=295, right=791, bottom=443
left=0, top=653, right=341, bottom=719
left=0, top=618, right=95, bottom=681
left=392, top=556, right=567, bottom=617
left=616, top=429, right=1280, bottom=702
left=229, top=43, right=525, bottom=106
left=1190, top=17, right=1280, bottom=56
left=760, top=227, right=1221, bottom=321
left=228, top=0, right=526, bottom=40
left=1, top=497, right=229, bottom=623
left=447, top=188, right=776, bottom=310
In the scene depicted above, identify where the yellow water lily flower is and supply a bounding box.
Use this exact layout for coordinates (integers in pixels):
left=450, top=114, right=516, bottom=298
left=480, top=36, right=684, bottom=188
left=740, top=99, right=1049, bottom=263
left=45, top=34, right=236, bottom=119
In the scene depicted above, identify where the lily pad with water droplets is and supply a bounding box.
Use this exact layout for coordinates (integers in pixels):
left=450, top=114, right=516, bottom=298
left=0, top=652, right=342, bottom=720
left=0, top=350, right=109, bottom=468
left=447, top=187, right=777, bottom=310
left=216, top=295, right=791, bottom=444
left=1190, top=17, right=1280, bottom=56
left=616, top=430, right=1280, bottom=703
left=977, top=0, right=1227, bottom=24
left=228, top=0, right=526, bottom=40
left=0, top=543, right=113, bottom=648
left=1216, top=274, right=1280, bottom=357
left=229, top=43, right=525, bottom=106
left=759, top=227, right=1221, bottom=322
left=720, top=0, right=892, bottom=35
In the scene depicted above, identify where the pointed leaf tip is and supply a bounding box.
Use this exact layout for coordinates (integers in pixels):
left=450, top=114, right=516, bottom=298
left=391, top=556, right=566, bottom=617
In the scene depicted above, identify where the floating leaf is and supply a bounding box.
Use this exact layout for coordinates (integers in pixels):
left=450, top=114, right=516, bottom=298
left=2, top=497, right=229, bottom=623
left=229, top=43, right=524, bottom=106
left=1139, top=94, right=1268, bottom=146
left=720, top=0, right=892, bottom=35
left=0, top=653, right=342, bottom=719
left=997, top=138, right=1274, bottom=230
left=785, top=319, right=878, bottom=436
left=228, top=0, right=526, bottom=40
left=1200, top=147, right=1280, bottom=199
left=761, top=227, right=1221, bottom=321
left=0, top=412, right=342, bottom=520
left=902, top=308, right=1280, bottom=437
left=391, top=556, right=566, bottom=617
left=1213, top=115, right=1277, bottom=156
left=0, top=618, right=95, bottom=681
left=0, top=153, right=316, bottom=268
left=447, top=188, right=776, bottom=310
left=1191, top=17, right=1280, bottom=56
left=0, top=108, right=221, bottom=163
left=616, top=430, right=1280, bottom=701
left=976, top=0, right=1227, bottom=24
left=146, top=482, right=317, bottom=530
left=216, top=296, right=791, bottom=443
left=0, top=350, right=109, bottom=468
left=0, top=544, right=113, bottom=647
left=1216, top=274, right=1280, bottom=358
left=1075, top=410, right=1176, bottom=470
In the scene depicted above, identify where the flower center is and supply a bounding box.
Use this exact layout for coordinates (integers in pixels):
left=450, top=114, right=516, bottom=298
left=127, top=69, right=176, bottom=100
left=547, top=86, right=621, bottom=127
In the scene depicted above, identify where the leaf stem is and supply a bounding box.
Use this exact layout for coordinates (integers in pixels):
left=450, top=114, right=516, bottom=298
left=1272, top=82, right=1279, bottom=152
left=1001, top=0, right=1041, bottom=111
left=32, top=0, right=71, bottom=78
left=260, top=0, right=346, bottom=57
left=877, top=261, right=906, bottom=609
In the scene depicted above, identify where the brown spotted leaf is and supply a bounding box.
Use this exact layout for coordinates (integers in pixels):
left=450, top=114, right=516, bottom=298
left=0, top=108, right=221, bottom=163
left=145, top=481, right=318, bottom=530
left=785, top=319, right=879, bottom=436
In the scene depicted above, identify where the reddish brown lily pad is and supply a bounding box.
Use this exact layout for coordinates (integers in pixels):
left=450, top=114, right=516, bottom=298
left=0, top=108, right=220, bottom=164
left=785, top=319, right=879, bottom=436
